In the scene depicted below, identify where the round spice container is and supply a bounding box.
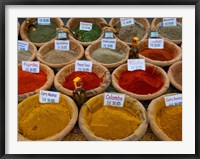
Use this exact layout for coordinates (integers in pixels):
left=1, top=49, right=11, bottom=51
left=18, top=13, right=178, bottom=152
left=66, top=18, right=107, bottom=47
left=138, top=39, right=182, bottom=67
left=85, top=39, right=129, bottom=71
left=18, top=63, right=54, bottom=102
left=18, top=93, right=78, bottom=141
left=147, top=93, right=182, bottom=141
left=109, top=18, right=150, bottom=46
left=54, top=62, right=111, bottom=98
left=168, top=61, right=182, bottom=91
left=112, top=63, right=170, bottom=101
left=18, top=41, right=37, bottom=64
left=151, top=18, right=182, bottom=44
left=20, top=18, right=64, bottom=48
left=78, top=93, right=148, bottom=141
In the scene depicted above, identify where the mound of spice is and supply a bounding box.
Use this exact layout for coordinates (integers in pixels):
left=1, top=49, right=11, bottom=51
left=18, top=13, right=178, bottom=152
left=63, top=71, right=103, bottom=90
left=89, top=106, right=141, bottom=140
left=140, top=49, right=174, bottom=61
left=156, top=105, right=182, bottom=140
left=18, top=50, right=33, bottom=64
left=18, top=69, right=47, bottom=94
left=158, top=25, right=182, bottom=40
left=28, top=21, right=57, bottom=43
left=91, top=48, right=127, bottom=64
left=74, top=24, right=101, bottom=42
left=18, top=95, right=71, bottom=140
left=119, top=70, right=164, bottom=95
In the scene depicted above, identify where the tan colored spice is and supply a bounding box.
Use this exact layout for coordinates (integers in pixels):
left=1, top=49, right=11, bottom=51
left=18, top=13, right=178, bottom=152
left=18, top=50, right=33, bottom=64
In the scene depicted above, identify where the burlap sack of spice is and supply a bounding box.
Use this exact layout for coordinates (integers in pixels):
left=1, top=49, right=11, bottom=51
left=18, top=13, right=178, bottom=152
left=151, top=18, right=182, bottom=45
left=112, top=63, right=170, bottom=101
left=66, top=18, right=107, bottom=47
left=20, top=18, right=64, bottom=48
left=54, top=62, right=111, bottom=98
left=18, top=63, right=55, bottom=103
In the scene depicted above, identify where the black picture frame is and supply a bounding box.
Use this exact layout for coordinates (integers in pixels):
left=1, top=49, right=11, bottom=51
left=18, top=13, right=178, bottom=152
left=1, top=0, right=200, bottom=158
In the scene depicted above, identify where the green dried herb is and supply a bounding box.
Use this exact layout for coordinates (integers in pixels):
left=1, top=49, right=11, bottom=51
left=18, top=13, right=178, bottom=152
left=158, top=26, right=182, bottom=40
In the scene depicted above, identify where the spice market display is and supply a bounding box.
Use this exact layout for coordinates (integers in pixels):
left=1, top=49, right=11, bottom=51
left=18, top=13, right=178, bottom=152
left=18, top=17, right=182, bottom=141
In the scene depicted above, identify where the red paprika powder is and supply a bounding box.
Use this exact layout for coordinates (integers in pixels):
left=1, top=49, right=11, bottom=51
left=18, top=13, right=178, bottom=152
left=63, top=72, right=103, bottom=90
left=119, top=70, right=163, bottom=95
left=18, top=69, right=47, bottom=94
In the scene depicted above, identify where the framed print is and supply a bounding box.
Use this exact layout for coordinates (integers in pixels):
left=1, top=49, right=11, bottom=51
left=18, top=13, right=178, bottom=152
left=1, top=0, right=200, bottom=158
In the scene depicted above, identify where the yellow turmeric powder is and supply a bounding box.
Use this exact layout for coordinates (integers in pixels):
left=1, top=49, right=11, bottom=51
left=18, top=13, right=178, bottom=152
left=18, top=95, right=72, bottom=140
left=89, top=106, right=141, bottom=140
left=156, top=105, right=182, bottom=141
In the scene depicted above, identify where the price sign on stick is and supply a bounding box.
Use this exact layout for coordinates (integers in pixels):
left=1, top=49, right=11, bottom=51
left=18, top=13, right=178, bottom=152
left=79, top=22, right=93, bottom=31
left=75, top=60, right=92, bottom=72
left=120, top=18, right=134, bottom=27
left=101, top=38, right=116, bottom=50
left=38, top=18, right=50, bottom=25
left=18, top=40, right=29, bottom=51
left=39, top=90, right=60, bottom=103
left=127, top=59, right=146, bottom=71
left=163, top=18, right=177, bottom=26
left=54, top=40, right=70, bottom=51
left=104, top=93, right=125, bottom=107
left=22, top=61, right=40, bottom=73
left=164, top=94, right=182, bottom=106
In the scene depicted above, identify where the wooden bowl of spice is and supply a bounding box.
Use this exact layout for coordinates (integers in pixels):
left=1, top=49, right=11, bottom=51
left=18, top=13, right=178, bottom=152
left=18, top=63, right=54, bottom=102
left=147, top=93, right=182, bottom=141
left=66, top=18, right=107, bottom=47
left=138, top=39, right=182, bottom=67
left=109, top=18, right=150, bottom=46
left=151, top=18, right=182, bottom=45
left=85, top=39, right=130, bottom=71
left=112, top=63, right=170, bottom=101
left=54, top=62, right=111, bottom=98
left=18, top=93, right=78, bottom=141
left=79, top=93, right=148, bottom=141
left=20, top=18, right=64, bottom=48
left=168, top=61, right=182, bottom=92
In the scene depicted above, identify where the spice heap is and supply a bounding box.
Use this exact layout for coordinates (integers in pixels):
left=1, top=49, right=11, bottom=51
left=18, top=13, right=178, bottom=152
left=91, top=48, right=127, bottom=64
left=156, top=105, right=182, bottom=140
left=63, top=72, right=103, bottom=90
left=158, top=25, right=182, bottom=40
left=18, top=50, right=33, bottom=64
left=18, top=68, right=47, bottom=94
left=119, top=70, right=164, bottom=95
left=18, top=95, right=72, bottom=140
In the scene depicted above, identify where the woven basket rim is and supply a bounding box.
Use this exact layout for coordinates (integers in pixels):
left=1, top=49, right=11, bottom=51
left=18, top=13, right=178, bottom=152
left=18, top=22, right=20, bottom=36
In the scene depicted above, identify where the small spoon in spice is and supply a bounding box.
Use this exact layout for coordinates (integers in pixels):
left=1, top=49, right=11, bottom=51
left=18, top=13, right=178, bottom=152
left=25, top=19, right=36, bottom=33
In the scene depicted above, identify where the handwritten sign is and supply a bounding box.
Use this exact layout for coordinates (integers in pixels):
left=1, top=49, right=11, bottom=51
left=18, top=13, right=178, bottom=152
left=75, top=60, right=92, bottom=72
left=104, top=93, right=125, bottom=107
left=164, top=94, right=182, bottom=106
left=148, top=38, right=164, bottom=49
left=101, top=38, right=116, bottom=50
left=127, top=59, right=146, bottom=71
left=18, top=40, right=29, bottom=51
left=54, top=40, right=70, bottom=51
left=38, top=18, right=50, bottom=25
left=39, top=90, right=60, bottom=103
left=163, top=18, right=177, bottom=26
left=79, top=22, right=92, bottom=31
left=120, top=18, right=134, bottom=27
left=22, top=61, right=40, bottom=73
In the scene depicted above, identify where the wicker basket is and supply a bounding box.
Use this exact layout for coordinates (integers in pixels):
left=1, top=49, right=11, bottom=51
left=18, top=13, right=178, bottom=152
left=112, top=63, right=170, bottom=101
left=78, top=93, right=148, bottom=141
left=109, top=18, right=150, bottom=46
left=138, top=39, right=182, bottom=67
left=18, top=22, right=20, bottom=37
left=66, top=18, right=107, bottom=47
left=168, top=61, right=182, bottom=91
left=18, top=63, right=55, bottom=102
left=54, top=62, right=111, bottom=98
left=151, top=18, right=182, bottom=45
left=18, top=93, right=78, bottom=141
left=20, top=18, right=64, bottom=48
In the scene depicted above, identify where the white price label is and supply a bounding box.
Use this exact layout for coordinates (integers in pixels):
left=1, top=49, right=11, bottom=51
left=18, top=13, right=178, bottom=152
left=79, top=22, right=93, bottom=31
left=164, top=94, right=182, bottom=106
left=38, top=18, right=50, bottom=25
left=39, top=90, right=60, bottom=103
left=54, top=40, right=70, bottom=51
left=101, top=38, right=116, bottom=50
left=104, top=93, right=125, bottom=107
left=75, top=60, right=92, bottom=72
left=22, top=61, right=40, bottom=73
left=148, top=38, right=164, bottom=49
left=18, top=40, right=29, bottom=51
left=163, top=18, right=177, bottom=26
left=105, top=31, right=114, bottom=38
left=120, top=18, right=134, bottom=27
left=127, top=59, right=146, bottom=71
left=58, top=32, right=67, bottom=39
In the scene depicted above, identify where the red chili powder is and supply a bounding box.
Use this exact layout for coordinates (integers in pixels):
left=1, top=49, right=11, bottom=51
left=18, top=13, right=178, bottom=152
left=63, top=71, right=103, bottom=90
left=18, top=69, right=47, bottom=95
left=118, top=70, right=164, bottom=95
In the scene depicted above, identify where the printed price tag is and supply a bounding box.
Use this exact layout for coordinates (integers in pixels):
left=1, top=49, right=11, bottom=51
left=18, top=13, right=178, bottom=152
left=104, top=93, right=125, bottom=107
left=18, top=40, right=29, bottom=51
left=101, top=38, right=116, bottom=50
left=39, top=90, right=60, bottom=103
left=57, top=32, right=67, bottom=39
left=22, top=61, right=40, bottom=73
left=163, top=18, right=177, bottom=26
left=79, top=22, right=93, bottom=31
left=127, top=59, right=146, bottom=71
left=104, top=31, right=114, bottom=38
left=54, top=40, right=70, bottom=51
left=38, top=18, right=50, bottom=25
left=75, top=60, right=92, bottom=72
left=148, top=38, right=164, bottom=49
left=164, top=94, right=182, bottom=106
left=120, top=18, right=134, bottom=27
